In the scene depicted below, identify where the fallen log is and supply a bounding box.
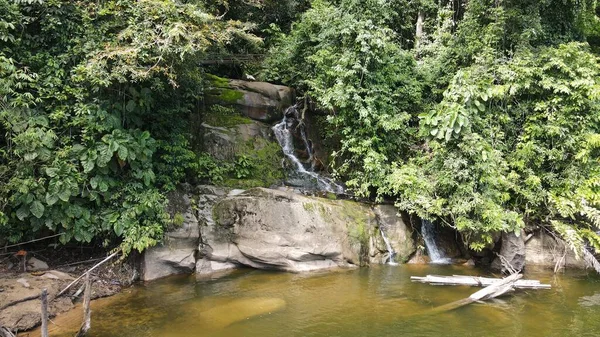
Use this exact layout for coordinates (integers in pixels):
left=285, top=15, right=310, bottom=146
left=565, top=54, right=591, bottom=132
left=430, top=273, right=524, bottom=313
left=411, top=274, right=551, bottom=289
left=0, top=326, right=15, bottom=337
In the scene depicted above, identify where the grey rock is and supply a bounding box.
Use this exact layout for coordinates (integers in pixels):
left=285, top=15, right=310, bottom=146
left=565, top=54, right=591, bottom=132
left=492, top=231, right=526, bottom=273
left=201, top=121, right=277, bottom=162
left=372, top=205, right=416, bottom=263
left=201, top=188, right=377, bottom=272
left=525, top=230, right=585, bottom=269
left=142, top=190, right=200, bottom=281
left=26, top=257, right=48, bottom=271
left=206, top=78, right=295, bottom=123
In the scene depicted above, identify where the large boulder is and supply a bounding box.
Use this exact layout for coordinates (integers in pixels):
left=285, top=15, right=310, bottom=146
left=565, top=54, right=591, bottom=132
left=141, top=190, right=200, bottom=281
left=143, top=186, right=420, bottom=279
left=492, top=231, right=526, bottom=273
left=205, top=75, right=295, bottom=123
left=200, top=188, right=380, bottom=272
left=525, top=230, right=585, bottom=269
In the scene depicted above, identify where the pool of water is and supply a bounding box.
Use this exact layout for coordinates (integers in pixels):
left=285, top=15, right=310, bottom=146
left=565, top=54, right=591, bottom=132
left=25, top=264, right=600, bottom=337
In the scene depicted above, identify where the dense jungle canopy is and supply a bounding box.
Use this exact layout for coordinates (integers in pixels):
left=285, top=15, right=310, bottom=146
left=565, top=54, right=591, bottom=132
left=1, top=0, right=600, bottom=260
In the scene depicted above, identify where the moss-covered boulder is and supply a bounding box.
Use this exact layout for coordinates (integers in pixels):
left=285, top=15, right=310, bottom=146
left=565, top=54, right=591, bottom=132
left=205, top=75, right=295, bottom=123
left=199, top=120, right=285, bottom=189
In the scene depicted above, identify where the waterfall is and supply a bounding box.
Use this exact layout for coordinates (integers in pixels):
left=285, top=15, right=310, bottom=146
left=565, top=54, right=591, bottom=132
left=379, top=227, right=398, bottom=265
left=421, top=219, right=451, bottom=264
left=272, top=104, right=344, bottom=194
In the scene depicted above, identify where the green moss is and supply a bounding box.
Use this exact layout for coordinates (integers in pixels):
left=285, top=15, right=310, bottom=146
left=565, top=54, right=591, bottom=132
left=172, top=213, right=185, bottom=227
left=303, top=202, right=317, bottom=212
left=204, top=105, right=253, bottom=128
left=221, top=139, right=284, bottom=188
left=217, top=88, right=244, bottom=103
left=205, top=74, right=230, bottom=88
left=325, top=192, right=337, bottom=200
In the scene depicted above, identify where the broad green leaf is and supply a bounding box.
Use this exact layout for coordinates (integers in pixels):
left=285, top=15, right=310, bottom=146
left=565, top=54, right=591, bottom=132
left=46, top=193, right=59, bottom=206
left=16, top=205, right=29, bottom=221
left=46, top=167, right=59, bottom=177
left=30, top=201, right=45, bottom=219
left=117, top=146, right=129, bottom=160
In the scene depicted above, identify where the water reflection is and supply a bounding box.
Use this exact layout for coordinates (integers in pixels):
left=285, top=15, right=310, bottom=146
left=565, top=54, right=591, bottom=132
left=23, top=265, right=600, bottom=337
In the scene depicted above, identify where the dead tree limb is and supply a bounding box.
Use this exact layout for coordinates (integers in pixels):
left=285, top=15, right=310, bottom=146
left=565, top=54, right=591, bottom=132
left=411, top=274, right=550, bottom=289
left=74, top=273, right=92, bottom=337
left=0, top=327, right=15, bottom=337
left=41, top=288, right=49, bottom=337
left=430, top=273, right=524, bottom=313
left=58, top=251, right=118, bottom=297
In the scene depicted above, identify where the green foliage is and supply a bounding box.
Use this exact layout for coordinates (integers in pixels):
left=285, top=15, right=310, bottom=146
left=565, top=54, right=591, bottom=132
left=0, top=0, right=259, bottom=254
left=264, top=0, right=423, bottom=196
left=266, top=0, right=600, bottom=254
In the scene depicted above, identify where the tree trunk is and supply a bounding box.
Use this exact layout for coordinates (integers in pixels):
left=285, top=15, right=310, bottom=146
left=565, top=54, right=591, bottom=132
left=415, top=10, right=425, bottom=49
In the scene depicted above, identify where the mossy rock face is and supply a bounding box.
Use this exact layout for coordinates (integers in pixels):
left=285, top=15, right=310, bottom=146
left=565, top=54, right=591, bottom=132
left=204, top=74, right=295, bottom=123
left=199, top=118, right=285, bottom=189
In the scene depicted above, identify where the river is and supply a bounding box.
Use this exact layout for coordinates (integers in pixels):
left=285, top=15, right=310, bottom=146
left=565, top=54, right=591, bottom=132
left=25, top=264, right=600, bottom=337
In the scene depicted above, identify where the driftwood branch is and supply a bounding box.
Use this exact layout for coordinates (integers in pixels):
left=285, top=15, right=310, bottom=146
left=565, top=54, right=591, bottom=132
left=0, top=294, right=40, bottom=311
left=41, top=288, right=49, bottom=337
left=74, top=273, right=92, bottom=337
left=411, top=274, right=551, bottom=289
left=58, top=252, right=118, bottom=297
left=429, top=273, right=524, bottom=313
left=0, top=326, right=15, bottom=337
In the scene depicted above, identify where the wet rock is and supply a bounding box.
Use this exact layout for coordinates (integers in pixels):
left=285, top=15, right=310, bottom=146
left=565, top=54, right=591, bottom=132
left=26, top=257, right=48, bottom=271
left=492, top=231, right=526, bottom=273
left=372, top=205, right=416, bottom=263
left=463, top=258, right=475, bottom=266
left=525, top=230, right=585, bottom=269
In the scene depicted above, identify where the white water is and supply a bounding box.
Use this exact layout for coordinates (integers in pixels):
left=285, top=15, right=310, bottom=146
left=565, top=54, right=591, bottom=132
left=272, top=105, right=344, bottom=194
left=379, top=227, right=398, bottom=265
left=421, top=219, right=452, bottom=264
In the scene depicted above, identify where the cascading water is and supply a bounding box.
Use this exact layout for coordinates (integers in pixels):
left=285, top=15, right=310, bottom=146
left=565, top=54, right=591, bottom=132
left=421, top=219, right=451, bottom=264
left=272, top=104, right=344, bottom=194
left=379, top=227, right=398, bottom=265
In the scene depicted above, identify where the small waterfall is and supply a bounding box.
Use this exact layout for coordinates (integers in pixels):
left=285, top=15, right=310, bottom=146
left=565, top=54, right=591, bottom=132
left=272, top=104, right=344, bottom=194
left=421, top=219, right=451, bottom=264
left=379, top=227, right=398, bottom=265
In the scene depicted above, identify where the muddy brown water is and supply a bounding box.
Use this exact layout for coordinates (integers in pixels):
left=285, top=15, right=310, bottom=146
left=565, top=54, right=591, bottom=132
left=22, top=264, right=600, bottom=337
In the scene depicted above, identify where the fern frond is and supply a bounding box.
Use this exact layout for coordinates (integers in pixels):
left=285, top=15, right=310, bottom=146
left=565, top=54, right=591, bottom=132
left=581, top=229, right=600, bottom=254
left=551, top=220, right=584, bottom=259
left=582, top=205, right=600, bottom=229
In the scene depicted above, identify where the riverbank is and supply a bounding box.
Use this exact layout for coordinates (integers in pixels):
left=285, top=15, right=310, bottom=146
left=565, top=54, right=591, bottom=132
left=0, top=247, right=137, bottom=333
